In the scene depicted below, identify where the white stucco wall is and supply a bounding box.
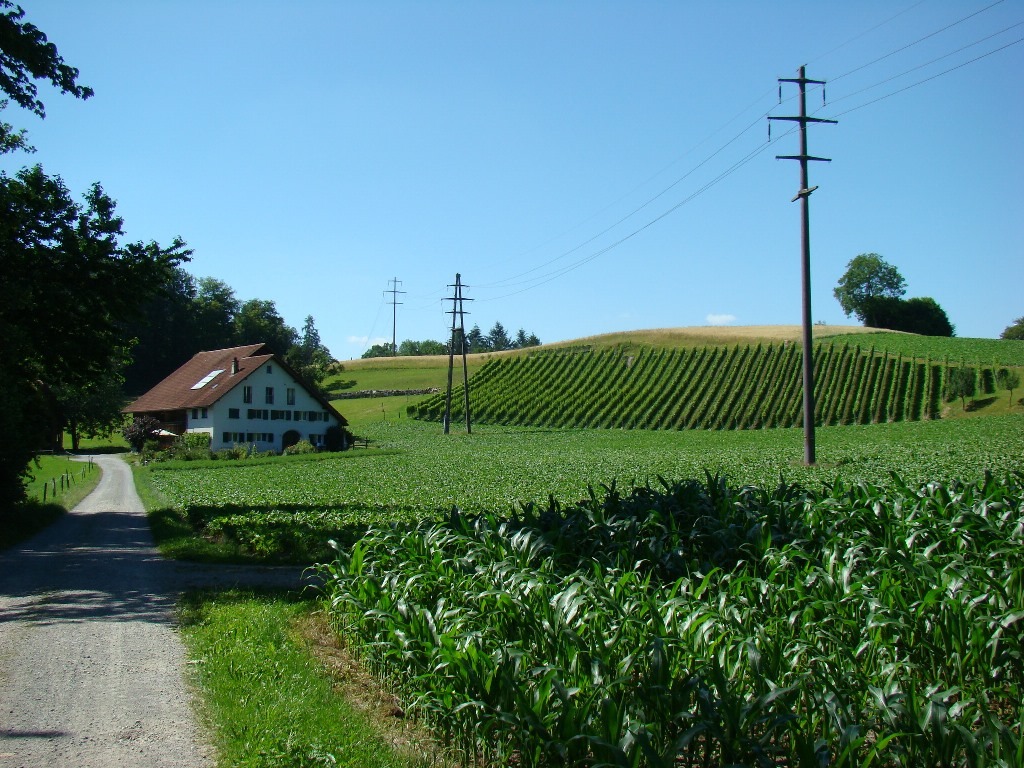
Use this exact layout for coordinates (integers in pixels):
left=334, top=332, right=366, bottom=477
left=184, top=361, right=341, bottom=450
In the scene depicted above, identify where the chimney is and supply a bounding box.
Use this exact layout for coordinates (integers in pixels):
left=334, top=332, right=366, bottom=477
left=231, top=357, right=239, bottom=375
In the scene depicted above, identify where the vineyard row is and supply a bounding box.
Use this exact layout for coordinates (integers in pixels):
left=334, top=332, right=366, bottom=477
left=409, top=342, right=1010, bottom=430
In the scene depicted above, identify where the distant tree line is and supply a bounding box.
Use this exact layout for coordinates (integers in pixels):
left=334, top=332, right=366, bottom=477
left=362, top=321, right=541, bottom=359
left=122, top=267, right=334, bottom=396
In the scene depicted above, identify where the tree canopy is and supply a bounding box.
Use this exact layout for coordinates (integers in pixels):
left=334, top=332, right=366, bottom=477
left=285, top=315, right=334, bottom=391
left=833, top=253, right=907, bottom=325
left=1, top=166, right=189, bottom=502
left=1000, top=316, right=1024, bottom=341
left=834, top=254, right=955, bottom=337
left=0, top=0, right=92, bottom=154
left=861, top=295, right=955, bottom=337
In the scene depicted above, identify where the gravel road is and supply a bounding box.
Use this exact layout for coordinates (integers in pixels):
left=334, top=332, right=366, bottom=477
left=0, top=455, right=311, bottom=768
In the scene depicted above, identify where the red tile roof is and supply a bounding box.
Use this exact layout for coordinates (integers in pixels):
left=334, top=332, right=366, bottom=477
left=123, top=343, right=270, bottom=412
left=125, top=344, right=347, bottom=425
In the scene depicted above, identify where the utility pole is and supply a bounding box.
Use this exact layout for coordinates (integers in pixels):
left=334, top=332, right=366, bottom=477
left=768, top=65, right=836, bottom=467
left=443, top=273, right=473, bottom=435
left=384, top=277, right=405, bottom=357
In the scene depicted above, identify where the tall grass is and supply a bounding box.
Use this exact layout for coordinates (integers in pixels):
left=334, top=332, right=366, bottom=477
left=319, top=472, right=1024, bottom=767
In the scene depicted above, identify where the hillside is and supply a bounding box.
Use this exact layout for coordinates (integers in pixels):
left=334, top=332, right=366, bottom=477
left=326, top=327, right=1023, bottom=428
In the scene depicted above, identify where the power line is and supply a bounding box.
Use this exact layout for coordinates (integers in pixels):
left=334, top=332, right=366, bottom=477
left=807, top=0, right=929, bottom=66
left=476, top=5, right=1009, bottom=300
left=480, top=129, right=792, bottom=302
left=356, top=295, right=386, bottom=357
left=477, top=91, right=782, bottom=290
left=830, top=0, right=1007, bottom=82
left=831, top=35, right=1023, bottom=117
left=819, top=20, right=1024, bottom=109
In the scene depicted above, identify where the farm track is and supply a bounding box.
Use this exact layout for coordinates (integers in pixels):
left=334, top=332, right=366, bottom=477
left=0, top=455, right=312, bottom=768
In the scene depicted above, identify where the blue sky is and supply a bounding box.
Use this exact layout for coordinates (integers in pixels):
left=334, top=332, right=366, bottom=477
left=7, top=1, right=1022, bottom=359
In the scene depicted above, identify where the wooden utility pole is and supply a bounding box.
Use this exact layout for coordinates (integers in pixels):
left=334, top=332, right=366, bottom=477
left=443, top=273, right=473, bottom=434
left=769, top=66, right=836, bottom=466
left=384, top=277, right=405, bottom=356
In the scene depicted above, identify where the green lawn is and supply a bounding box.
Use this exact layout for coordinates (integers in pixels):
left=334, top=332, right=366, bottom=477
left=2, top=455, right=102, bottom=551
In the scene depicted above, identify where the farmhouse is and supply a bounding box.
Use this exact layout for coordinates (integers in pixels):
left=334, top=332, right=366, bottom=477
left=123, top=343, right=347, bottom=451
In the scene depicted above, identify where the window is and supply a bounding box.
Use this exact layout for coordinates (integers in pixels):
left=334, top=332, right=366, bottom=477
left=294, top=410, right=303, bottom=421
left=267, top=365, right=273, bottom=374
left=243, top=385, right=252, bottom=404
left=222, top=432, right=231, bottom=444
left=286, top=388, right=296, bottom=406
left=201, top=407, right=208, bottom=418
left=191, top=408, right=199, bottom=420
left=322, top=411, right=329, bottom=421
left=265, top=387, right=274, bottom=405
left=228, top=408, right=239, bottom=419
left=191, top=369, right=224, bottom=390
left=309, top=433, right=322, bottom=446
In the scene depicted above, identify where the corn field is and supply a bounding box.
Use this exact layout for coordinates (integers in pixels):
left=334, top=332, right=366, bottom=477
left=319, top=472, right=1024, bottom=767
left=409, top=343, right=1016, bottom=430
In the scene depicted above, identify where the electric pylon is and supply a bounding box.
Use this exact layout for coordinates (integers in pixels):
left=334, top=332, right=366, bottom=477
left=443, top=273, right=473, bottom=434
left=768, top=66, right=837, bottom=466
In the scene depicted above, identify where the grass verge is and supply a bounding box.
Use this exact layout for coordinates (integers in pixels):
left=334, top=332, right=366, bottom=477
left=178, top=589, right=441, bottom=768
left=1, top=456, right=103, bottom=551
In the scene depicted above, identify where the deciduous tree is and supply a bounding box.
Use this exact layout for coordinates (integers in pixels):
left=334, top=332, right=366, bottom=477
left=996, top=368, right=1020, bottom=406
left=833, top=253, right=907, bottom=325
left=861, top=295, right=954, bottom=337
left=234, top=298, right=298, bottom=355
left=946, top=368, right=975, bottom=412
left=1000, top=316, right=1024, bottom=341
left=1, top=0, right=93, bottom=153
left=1, top=167, right=189, bottom=502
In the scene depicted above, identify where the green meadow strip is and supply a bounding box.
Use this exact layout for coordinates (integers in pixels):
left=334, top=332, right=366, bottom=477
left=178, top=590, right=431, bottom=768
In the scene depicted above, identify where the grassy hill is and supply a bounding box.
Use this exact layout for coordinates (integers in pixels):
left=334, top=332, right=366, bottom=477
left=325, top=327, right=1023, bottom=429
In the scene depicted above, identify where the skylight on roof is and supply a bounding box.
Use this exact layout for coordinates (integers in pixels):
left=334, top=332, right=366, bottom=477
left=191, top=369, right=225, bottom=390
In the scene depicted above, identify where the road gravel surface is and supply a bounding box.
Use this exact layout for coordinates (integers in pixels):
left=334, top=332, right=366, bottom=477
left=0, top=455, right=309, bottom=767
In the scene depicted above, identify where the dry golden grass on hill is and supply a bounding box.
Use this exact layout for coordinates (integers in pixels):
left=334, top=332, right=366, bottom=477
left=547, top=324, right=876, bottom=350
left=340, top=325, right=875, bottom=372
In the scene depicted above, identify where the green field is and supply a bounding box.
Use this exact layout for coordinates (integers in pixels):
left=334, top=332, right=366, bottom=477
left=151, top=327, right=1023, bottom=766
left=139, top=416, right=1024, bottom=564
left=321, top=471, right=1023, bottom=767
left=140, top=415, right=1024, bottom=767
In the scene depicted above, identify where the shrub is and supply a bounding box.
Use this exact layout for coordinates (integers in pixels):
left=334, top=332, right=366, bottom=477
left=323, top=424, right=352, bottom=452
left=123, top=416, right=160, bottom=452
left=283, top=440, right=316, bottom=456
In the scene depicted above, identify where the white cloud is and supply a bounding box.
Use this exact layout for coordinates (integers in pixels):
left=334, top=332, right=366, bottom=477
left=706, top=313, right=737, bottom=326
